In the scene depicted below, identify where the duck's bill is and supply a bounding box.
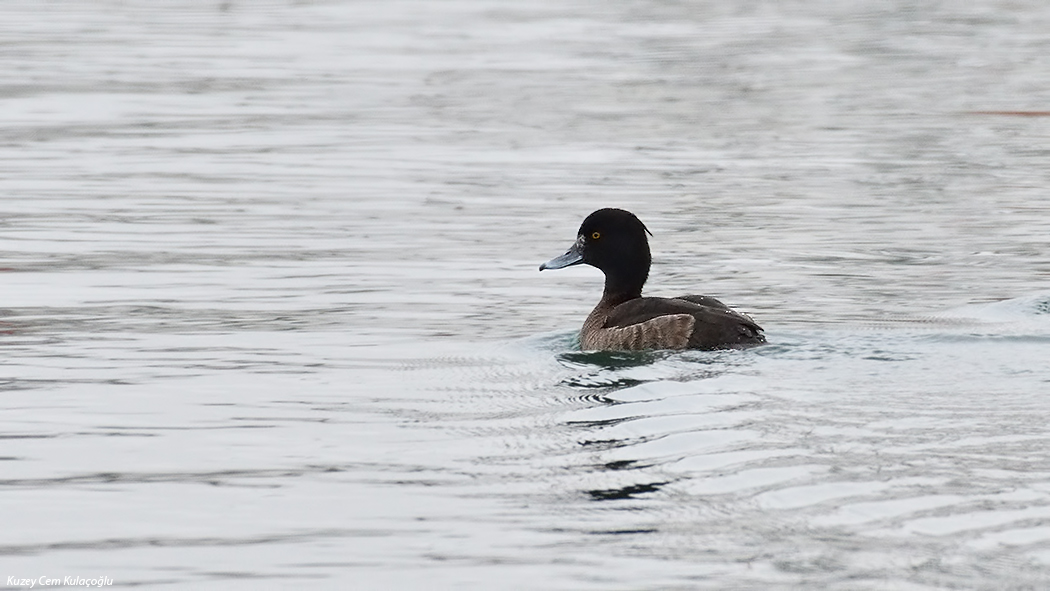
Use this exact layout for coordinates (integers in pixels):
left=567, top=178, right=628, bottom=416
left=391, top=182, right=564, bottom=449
left=539, top=237, right=584, bottom=271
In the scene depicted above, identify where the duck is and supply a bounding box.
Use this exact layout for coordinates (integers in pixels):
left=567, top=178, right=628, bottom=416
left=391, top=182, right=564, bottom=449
left=539, top=208, right=765, bottom=351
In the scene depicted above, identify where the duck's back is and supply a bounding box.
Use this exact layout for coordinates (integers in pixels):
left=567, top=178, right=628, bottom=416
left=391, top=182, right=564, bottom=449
left=603, top=295, right=765, bottom=350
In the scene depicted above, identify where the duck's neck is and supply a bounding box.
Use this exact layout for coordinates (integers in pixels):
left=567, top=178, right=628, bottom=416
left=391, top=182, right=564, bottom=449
left=600, top=271, right=646, bottom=307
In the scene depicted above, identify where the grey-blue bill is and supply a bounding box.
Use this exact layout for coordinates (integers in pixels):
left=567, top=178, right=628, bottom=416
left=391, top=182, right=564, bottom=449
left=539, top=235, right=585, bottom=271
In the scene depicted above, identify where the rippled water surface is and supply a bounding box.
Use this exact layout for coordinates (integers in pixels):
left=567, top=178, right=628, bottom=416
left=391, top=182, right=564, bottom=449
left=3, top=1, right=1050, bottom=588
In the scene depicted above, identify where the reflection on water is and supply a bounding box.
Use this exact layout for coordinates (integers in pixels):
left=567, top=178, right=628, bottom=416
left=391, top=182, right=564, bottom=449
left=3, top=0, right=1050, bottom=588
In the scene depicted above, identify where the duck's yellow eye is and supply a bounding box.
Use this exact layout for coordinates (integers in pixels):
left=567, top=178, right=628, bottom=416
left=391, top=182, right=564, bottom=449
left=591, top=231, right=601, bottom=240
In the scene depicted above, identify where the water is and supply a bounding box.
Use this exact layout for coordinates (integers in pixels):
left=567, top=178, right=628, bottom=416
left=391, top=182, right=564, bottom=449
left=3, top=0, right=1050, bottom=588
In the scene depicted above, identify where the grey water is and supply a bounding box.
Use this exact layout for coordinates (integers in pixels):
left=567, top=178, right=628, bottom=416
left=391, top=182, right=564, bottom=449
left=2, top=0, right=1050, bottom=588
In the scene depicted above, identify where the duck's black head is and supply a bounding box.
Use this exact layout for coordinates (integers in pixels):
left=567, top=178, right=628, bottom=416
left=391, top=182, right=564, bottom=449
left=539, top=208, right=653, bottom=300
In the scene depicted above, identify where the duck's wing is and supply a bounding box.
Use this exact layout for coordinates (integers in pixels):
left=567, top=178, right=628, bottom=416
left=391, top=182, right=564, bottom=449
left=675, top=294, right=730, bottom=309
left=604, top=296, right=764, bottom=350
left=675, top=294, right=763, bottom=330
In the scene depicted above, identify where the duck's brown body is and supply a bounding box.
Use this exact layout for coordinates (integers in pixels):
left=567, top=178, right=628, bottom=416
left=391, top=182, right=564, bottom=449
left=582, top=293, right=763, bottom=351
left=581, top=298, right=694, bottom=350
left=540, top=209, right=765, bottom=352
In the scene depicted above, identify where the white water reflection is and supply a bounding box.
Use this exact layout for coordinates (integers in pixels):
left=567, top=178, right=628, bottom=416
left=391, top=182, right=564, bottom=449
left=3, top=0, right=1050, bottom=588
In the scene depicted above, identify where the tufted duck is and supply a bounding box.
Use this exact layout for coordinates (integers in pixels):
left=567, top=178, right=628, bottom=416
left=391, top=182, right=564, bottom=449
left=540, top=208, right=765, bottom=351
